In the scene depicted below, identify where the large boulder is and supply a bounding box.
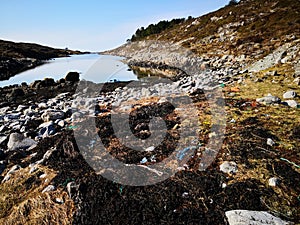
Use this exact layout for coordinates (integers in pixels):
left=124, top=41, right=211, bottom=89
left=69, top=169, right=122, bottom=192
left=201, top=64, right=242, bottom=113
left=65, top=72, right=80, bottom=82
left=7, top=133, right=37, bottom=151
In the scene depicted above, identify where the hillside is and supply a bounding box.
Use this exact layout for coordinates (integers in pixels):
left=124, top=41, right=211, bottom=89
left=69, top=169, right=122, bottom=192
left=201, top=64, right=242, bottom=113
left=0, top=39, right=83, bottom=81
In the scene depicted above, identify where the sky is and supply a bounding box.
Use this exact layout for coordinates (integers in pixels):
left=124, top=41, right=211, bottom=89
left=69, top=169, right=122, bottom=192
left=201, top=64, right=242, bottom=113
left=0, top=0, right=229, bottom=52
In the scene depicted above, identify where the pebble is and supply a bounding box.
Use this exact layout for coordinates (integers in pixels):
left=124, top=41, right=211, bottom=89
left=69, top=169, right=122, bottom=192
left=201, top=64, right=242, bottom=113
left=268, top=177, right=281, bottom=187
left=267, top=138, right=276, bottom=147
left=42, top=185, right=55, bottom=193
left=220, top=161, right=238, bottom=174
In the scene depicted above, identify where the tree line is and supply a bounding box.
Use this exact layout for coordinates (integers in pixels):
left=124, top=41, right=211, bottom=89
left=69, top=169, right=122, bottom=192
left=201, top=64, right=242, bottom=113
left=129, top=17, right=193, bottom=42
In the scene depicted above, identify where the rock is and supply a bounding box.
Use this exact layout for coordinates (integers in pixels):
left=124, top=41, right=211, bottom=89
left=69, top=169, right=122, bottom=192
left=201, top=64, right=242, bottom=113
left=4, top=112, right=22, bottom=121
left=65, top=71, right=80, bottom=82
left=220, top=161, right=238, bottom=174
left=7, top=133, right=37, bottom=151
left=294, top=77, right=300, bottom=85
left=284, top=100, right=299, bottom=108
left=57, top=120, right=65, bottom=128
left=41, top=110, right=65, bottom=122
left=269, top=177, right=281, bottom=187
left=256, top=94, right=281, bottom=105
left=16, top=105, right=27, bottom=112
left=10, top=88, right=25, bottom=98
left=0, top=160, right=6, bottom=175
left=42, top=185, right=55, bottom=193
left=0, top=136, right=7, bottom=145
left=38, top=121, right=56, bottom=138
left=267, top=138, right=276, bottom=147
left=225, top=210, right=289, bottom=225
left=7, top=164, right=21, bottom=175
left=38, top=102, right=48, bottom=109
left=67, top=181, right=78, bottom=197
left=1, top=174, right=10, bottom=183
left=283, top=91, right=297, bottom=99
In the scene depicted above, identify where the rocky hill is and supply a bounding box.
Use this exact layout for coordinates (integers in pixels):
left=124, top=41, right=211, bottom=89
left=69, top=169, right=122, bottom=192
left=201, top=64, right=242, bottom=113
left=0, top=39, right=83, bottom=81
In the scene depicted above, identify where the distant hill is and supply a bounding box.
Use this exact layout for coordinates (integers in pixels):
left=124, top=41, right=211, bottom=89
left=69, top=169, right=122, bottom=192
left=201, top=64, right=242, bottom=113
left=0, top=39, right=84, bottom=81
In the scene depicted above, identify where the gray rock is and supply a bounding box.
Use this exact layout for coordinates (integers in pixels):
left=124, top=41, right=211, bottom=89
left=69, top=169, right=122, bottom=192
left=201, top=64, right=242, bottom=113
left=42, top=185, right=55, bottom=193
left=269, top=177, right=281, bottom=187
left=38, top=121, right=56, bottom=138
left=283, top=91, right=297, bottom=99
left=41, top=110, right=65, bottom=122
left=220, top=161, right=238, bottom=174
left=225, top=210, right=289, bottom=225
left=7, top=164, right=21, bottom=175
left=0, top=106, right=10, bottom=115
left=4, top=112, right=22, bottom=121
left=256, top=94, right=281, bottom=105
left=1, top=174, right=10, bottom=183
left=7, top=133, right=37, bottom=151
left=267, top=138, right=276, bottom=147
left=0, top=136, right=7, bottom=145
left=284, top=100, right=298, bottom=108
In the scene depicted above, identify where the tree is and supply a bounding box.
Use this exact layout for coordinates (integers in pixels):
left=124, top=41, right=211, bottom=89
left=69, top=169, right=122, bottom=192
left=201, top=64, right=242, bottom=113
left=228, top=0, right=238, bottom=6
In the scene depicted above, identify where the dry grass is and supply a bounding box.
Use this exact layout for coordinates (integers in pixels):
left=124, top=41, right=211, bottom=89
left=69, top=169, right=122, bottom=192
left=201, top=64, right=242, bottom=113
left=0, top=166, right=75, bottom=225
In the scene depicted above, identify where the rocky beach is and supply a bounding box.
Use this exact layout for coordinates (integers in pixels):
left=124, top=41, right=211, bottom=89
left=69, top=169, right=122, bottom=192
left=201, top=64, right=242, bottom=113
left=0, top=0, right=300, bottom=224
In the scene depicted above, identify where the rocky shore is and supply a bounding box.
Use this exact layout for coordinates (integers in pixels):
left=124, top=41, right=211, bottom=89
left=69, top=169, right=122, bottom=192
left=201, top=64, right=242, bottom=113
left=0, top=58, right=299, bottom=224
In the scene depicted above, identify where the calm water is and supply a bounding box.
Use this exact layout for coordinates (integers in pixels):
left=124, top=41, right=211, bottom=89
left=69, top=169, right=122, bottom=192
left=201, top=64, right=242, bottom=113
left=0, top=54, right=138, bottom=87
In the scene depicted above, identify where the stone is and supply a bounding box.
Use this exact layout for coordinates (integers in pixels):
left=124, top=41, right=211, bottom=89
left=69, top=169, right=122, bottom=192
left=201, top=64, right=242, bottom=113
left=41, top=110, right=65, bottom=122
left=0, top=160, right=5, bottom=175
left=65, top=71, right=80, bottom=82
left=16, top=105, right=27, bottom=112
left=67, top=181, right=78, bottom=198
left=42, top=185, right=55, bottom=193
left=7, top=164, right=21, bottom=175
left=267, top=138, right=276, bottom=147
left=220, top=161, right=238, bottom=174
left=57, top=120, right=65, bottom=128
left=4, top=112, right=21, bottom=121
left=283, top=91, right=297, bottom=99
left=284, top=100, right=298, bottom=108
left=0, top=136, right=7, bottom=145
left=39, top=121, right=56, bottom=138
left=269, top=177, right=281, bottom=187
left=10, top=88, right=25, bottom=98
left=7, top=133, right=37, bottom=151
left=225, top=210, right=289, bottom=225
left=256, top=94, right=281, bottom=105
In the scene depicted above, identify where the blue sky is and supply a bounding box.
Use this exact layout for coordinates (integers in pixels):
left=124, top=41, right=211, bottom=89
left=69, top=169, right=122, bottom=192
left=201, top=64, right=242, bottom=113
left=0, top=0, right=229, bottom=51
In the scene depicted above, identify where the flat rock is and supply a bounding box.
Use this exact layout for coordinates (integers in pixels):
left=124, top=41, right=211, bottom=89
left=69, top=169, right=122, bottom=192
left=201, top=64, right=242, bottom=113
left=283, top=100, right=298, bottom=108
left=283, top=91, right=297, bottom=99
left=7, top=133, right=37, bottom=151
left=225, top=210, right=290, bottom=225
left=256, top=94, right=281, bottom=105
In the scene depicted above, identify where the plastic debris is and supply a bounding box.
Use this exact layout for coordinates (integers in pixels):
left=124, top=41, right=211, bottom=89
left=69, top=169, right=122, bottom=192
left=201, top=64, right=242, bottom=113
left=140, top=157, right=148, bottom=164
left=176, top=146, right=197, bottom=161
left=280, top=158, right=300, bottom=169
